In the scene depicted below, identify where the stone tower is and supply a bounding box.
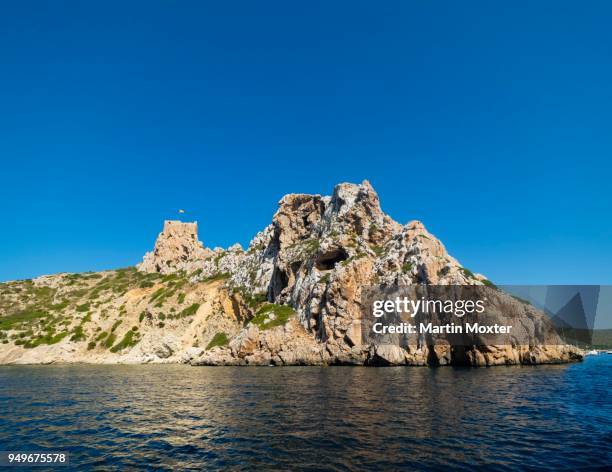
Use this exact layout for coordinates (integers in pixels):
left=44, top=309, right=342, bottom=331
left=137, top=220, right=210, bottom=274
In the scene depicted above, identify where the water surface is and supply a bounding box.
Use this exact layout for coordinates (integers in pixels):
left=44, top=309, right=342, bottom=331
left=1, top=357, right=610, bottom=470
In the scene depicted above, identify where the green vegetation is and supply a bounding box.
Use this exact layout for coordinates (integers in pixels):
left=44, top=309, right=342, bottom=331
left=23, top=331, right=69, bottom=348
left=206, top=332, right=229, bottom=350
left=95, top=331, right=108, bottom=341
left=370, top=245, right=385, bottom=257
left=402, top=262, right=413, bottom=273
left=460, top=267, right=475, bottom=279
left=319, top=273, right=330, bottom=284
left=76, top=267, right=162, bottom=300
left=232, top=288, right=267, bottom=308
left=148, top=276, right=189, bottom=306
left=65, top=273, right=84, bottom=282
left=49, top=300, right=70, bottom=311
left=76, top=302, right=90, bottom=312
left=29, top=286, right=55, bottom=299
left=289, top=238, right=320, bottom=256
left=161, top=272, right=180, bottom=283
left=245, top=292, right=267, bottom=308
left=302, top=238, right=320, bottom=255
left=177, top=303, right=200, bottom=318
left=110, top=329, right=140, bottom=353
left=247, top=241, right=266, bottom=254
left=214, top=253, right=225, bottom=267
left=202, top=272, right=230, bottom=284
left=70, top=288, right=89, bottom=298
left=150, top=287, right=166, bottom=302
left=114, top=268, right=132, bottom=279
left=70, top=313, right=91, bottom=342
left=368, top=223, right=379, bottom=239
left=104, top=332, right=117, bottom=348
left=0, top=309, right=47, bottom=330
left=70, top=325, right=86, bottom=342
left=481, top=279, right=498, bottom=289
left=341, top=251, right=367, bottom=267
left=250, top=304, right=295, bottom=330
left=0, top=266, right=197, bottom=350
left=87, top=341, right=96, bottom=350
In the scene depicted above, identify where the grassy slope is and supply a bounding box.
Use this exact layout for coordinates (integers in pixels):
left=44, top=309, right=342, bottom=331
left=0, top=268, right=198, bottom=354
left=0, top=267, right=296, bottom=360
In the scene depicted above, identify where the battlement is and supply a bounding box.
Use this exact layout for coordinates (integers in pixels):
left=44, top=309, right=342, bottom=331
left=163, top=220, right=199, bottom=239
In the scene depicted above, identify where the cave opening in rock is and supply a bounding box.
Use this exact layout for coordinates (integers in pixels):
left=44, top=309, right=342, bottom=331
left=315, top=247, right=349, bottom=270
left=269, top=267, right=289, bottom=300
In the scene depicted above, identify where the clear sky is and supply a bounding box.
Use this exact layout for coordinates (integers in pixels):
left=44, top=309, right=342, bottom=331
left=1, top=1, right=610, bottom=284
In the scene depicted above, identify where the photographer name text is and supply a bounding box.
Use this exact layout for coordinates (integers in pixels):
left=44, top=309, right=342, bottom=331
left=371, top=296, right=512, bottom=335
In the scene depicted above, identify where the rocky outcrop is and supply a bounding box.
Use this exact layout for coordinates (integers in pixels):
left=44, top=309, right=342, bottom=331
left=193, top=318, right=326, bottom=366
left=184, top=180, right=581, bottom=366
left=0, top=181, right=583, bottom=366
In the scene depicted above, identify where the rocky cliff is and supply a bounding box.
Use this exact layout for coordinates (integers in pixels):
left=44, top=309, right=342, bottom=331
left=0, top=181, right=582, bottom=366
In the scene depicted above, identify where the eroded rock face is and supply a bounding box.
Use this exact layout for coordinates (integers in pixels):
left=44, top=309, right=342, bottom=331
left=181, top=180, right=582, bottom=367
left=193, top=318, right=326, bottom=366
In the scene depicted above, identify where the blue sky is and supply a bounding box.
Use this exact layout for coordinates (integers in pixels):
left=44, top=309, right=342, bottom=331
left=0, top=1, right=610, bottom=284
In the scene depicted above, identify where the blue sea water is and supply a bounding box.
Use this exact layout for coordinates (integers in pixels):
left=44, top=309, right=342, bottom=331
left=0, top=356, right=610, bottom=471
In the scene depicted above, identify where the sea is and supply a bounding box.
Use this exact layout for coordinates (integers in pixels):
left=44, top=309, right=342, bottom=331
left=0, top=356, right=610, bottom=470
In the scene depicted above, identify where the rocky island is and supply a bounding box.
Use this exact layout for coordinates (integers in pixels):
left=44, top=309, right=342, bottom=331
left=0, top=181, right=582, bottom=366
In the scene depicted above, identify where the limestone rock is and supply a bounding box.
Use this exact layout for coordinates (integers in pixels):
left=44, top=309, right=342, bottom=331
left=370, top=344, right=407, bottom=365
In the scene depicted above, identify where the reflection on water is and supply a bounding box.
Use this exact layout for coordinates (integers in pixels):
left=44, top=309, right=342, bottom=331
left=0, top=358, right=610, bottom=470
